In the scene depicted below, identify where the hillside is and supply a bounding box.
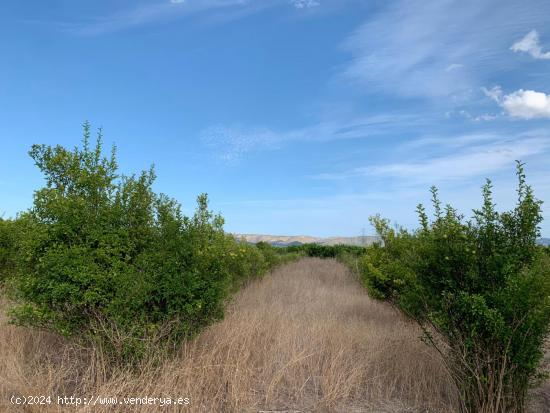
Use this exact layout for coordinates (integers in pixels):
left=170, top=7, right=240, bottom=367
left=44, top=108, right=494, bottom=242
left=239, top=234, right=550, bottom=248
left=235, top=233, right=381, bottom=247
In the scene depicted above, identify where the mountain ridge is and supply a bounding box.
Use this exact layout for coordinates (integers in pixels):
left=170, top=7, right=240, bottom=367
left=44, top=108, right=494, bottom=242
left=236, top=234, right=550, bottom=247
left=234, top=233, right=381, bottom=246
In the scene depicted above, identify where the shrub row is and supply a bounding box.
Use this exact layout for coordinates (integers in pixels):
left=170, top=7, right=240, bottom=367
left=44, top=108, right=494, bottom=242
left=0, top=218, right=17, bottom=283
left=285, top=243, right=366, bottom=259
left=354, top=163, right=550, bottom=413
left=3, top=124, right=296, bottom=363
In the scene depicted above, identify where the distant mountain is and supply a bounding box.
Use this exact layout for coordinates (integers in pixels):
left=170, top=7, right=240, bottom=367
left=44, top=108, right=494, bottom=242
left=234, top=234, right=380, bottom=247
left=236, top=234, right=550, bottom=248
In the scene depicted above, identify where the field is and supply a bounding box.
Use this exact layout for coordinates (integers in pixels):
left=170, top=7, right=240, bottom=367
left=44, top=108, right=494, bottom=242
left=0, top=258, right=453, bottom=412
left=2, top=259, right=549, bottom=412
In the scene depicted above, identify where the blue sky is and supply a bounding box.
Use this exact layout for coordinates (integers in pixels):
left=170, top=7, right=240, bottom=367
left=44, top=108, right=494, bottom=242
left=1, top=0, right=550, bottom=237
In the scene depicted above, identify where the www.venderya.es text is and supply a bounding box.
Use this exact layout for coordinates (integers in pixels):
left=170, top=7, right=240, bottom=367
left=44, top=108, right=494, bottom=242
left=10, top=395, right=190, bottom=407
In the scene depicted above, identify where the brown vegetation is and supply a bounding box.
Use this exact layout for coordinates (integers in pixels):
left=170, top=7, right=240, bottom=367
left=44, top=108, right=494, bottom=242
left=0, top=258, right=546, bottom=412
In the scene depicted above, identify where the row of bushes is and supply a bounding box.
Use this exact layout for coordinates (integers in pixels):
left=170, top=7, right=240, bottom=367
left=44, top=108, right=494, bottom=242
left=1, top=124, right=297, bottom=363
left=0, top=218, right=17, bottom=282
left=284, top=243, right=365, bottom=259
left=345, top=163, right=550, bottom=413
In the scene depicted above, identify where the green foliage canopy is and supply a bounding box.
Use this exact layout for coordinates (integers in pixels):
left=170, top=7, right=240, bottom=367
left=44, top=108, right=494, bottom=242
left=361, top=162, right=550, bottom=412
left=8, top=123, right=293, bottom=362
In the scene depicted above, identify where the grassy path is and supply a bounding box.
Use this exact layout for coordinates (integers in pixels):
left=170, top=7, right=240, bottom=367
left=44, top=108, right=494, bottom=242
left=4, top=258, right=547, bottom=412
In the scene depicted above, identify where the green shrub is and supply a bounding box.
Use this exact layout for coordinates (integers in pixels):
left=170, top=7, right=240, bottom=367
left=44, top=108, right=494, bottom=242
left=8, top=123, right=289, bottom=363
left=0, top=218, right=15, bottom=282
left=362, top=162, right=550, bottom=413
left=358, top=218, right=419, bottom=304
left=224, top=238, right=268, bottom=291
left=286, top=243, right=365, bottom=260
left=255, top=241, right=290, bottom=268
left=223, top=240, right=302, bottom=289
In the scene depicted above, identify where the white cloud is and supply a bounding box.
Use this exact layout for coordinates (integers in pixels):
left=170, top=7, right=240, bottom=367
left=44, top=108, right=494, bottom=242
left=501, top=89, right=550, bottom=119
left=485, top=86, right=550, bottom=119
left=511, top=30, right=550, bottom=60
left=291, top=0, right=320, bottom=8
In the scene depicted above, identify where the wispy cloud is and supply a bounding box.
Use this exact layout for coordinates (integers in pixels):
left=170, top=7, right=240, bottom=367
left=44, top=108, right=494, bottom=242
left=511, top=30, right=550, bottom=60
left=400, top=132, right=501, bottom=151
left=485, top=86, right=550, bottom=119
left=61, top=0, right=328, bottom=35
left=366, top=139, right=544, bottom=182
left=314, top=130, right=550, bottom=184
left=201, top=113, right=430, bottom=163
left=63, top=2, right=181, bottom=35
left=341, top=1, right=478, bottom=98
left=340, top=0, right=550, bottom=99
left=201, top=125, right=283, bottom=164
left=61, top=0, right=272, bottom=35
left=216, top=128, right=550, bottom=235
left=291, top=0, right=320, bottom=9
left=445, top=63, right=464, bottom=72
left=445, top=110, right=498, bottom=122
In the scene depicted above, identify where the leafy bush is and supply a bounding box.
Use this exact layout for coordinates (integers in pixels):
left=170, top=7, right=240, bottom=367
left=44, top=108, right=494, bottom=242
left=358, top=218, right=418, bottom=302
left=223, top=239, right=268, bottom=291
left=362, top=162, right=550, bottom=413
left=256, top=241, right=303, bottom=267
left=221, top=240, right=302, bottom=291
left=0, top=218, right=16, bottom=282
left=286, top=243, right=365, bottom=259
left=9, top=123, right=292, bottom=363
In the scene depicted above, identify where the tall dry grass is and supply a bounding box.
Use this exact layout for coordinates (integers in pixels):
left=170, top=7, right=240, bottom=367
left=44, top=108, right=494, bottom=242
left=5, top=257, right=539, bottom=412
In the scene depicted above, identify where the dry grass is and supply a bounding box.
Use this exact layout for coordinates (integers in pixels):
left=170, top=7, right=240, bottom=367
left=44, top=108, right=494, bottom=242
left=1, top=258, right=544, bottom=412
